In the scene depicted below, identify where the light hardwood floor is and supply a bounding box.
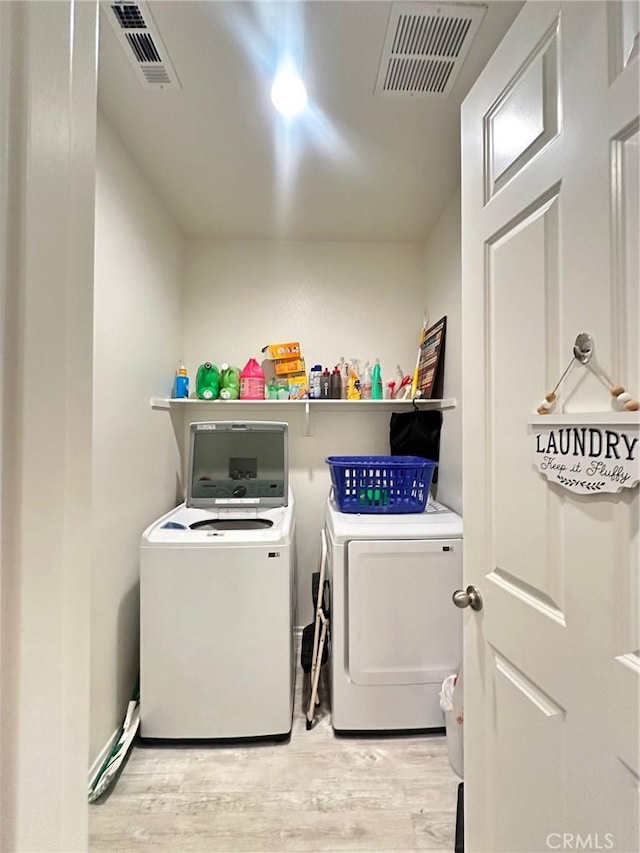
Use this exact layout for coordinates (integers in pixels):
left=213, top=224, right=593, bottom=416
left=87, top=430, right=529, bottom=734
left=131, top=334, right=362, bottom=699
left=89, top=668, right=460, bottom=853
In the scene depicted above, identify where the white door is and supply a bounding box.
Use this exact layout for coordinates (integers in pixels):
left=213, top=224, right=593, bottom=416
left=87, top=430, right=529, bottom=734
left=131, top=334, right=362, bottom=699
left=462, top=3, right=639, bottom=851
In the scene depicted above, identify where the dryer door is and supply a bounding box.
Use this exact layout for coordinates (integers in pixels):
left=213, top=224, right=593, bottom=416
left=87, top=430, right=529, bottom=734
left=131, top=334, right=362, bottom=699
left=347, top=538, right=462, bottom=686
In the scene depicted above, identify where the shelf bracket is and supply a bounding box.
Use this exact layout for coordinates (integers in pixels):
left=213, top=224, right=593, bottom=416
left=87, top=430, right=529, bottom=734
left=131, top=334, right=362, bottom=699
left=304, top=401, right=310, bottom=437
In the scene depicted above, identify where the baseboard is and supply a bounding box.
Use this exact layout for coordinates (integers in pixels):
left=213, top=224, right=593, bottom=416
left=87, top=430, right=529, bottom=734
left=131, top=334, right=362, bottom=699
left=88, top=727, right=120, bottom=790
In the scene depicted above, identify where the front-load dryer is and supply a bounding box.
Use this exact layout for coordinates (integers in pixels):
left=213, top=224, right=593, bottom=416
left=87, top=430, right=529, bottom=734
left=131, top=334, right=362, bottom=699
left=140, top=421, right=296, bottom=740
left=325, top=495, right=462, bottom=732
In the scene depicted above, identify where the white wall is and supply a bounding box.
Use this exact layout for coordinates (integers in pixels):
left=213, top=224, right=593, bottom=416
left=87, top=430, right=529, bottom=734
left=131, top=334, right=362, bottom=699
left=91, top=113, right=183, bottom=767
left=422, top=189, right=462, bottom=513
left=1, top=3, right=97, bottom=849
left=184, top=240, right=427, bottom=374
left=183, top=240, right=428, bottom=623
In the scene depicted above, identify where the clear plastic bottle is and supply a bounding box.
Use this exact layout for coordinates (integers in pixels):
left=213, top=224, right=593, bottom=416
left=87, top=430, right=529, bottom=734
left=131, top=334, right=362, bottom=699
left=360, top=361, right=372, bottom=399
left=340, top=357, right=349, bottom=399
left=347, top=360, right=361, bottom=400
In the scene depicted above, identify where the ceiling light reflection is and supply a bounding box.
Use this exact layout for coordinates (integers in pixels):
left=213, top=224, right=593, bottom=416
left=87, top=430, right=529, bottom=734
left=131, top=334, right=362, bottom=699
left=270, top=64, right=308, bottom=118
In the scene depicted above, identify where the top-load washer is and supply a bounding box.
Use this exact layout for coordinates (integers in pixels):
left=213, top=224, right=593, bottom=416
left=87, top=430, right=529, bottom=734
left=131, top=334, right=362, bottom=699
left=140, top=421, right=295, bottom=740
left=325, top=495, right=462, bottom=732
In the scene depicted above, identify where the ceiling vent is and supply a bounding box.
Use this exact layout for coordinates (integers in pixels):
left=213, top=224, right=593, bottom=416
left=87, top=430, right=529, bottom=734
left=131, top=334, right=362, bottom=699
left=375, top=2, right=486, bottom=97
left=104, top=1, right=181, bottom=90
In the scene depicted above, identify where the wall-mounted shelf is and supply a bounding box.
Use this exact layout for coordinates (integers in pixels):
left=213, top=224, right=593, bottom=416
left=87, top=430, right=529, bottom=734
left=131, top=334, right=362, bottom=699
left=150, top=397, right=457, bottom=436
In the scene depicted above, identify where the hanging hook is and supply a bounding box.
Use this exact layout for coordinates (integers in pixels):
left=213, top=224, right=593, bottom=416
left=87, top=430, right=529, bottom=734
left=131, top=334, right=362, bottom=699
left=537, top=331, right=639, bottom=413
left=573, top=332, right=594, bottom=364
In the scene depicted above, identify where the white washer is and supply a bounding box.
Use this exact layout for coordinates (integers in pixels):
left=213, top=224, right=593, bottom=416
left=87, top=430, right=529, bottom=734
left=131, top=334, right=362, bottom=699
left=325, top=495, right=462, bottom=732
left=140, top=422, right=296, bottom=740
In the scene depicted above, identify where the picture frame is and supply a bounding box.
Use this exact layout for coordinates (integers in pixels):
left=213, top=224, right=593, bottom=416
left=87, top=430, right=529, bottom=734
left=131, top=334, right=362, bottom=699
left=415, top=316, right=446, bottom=399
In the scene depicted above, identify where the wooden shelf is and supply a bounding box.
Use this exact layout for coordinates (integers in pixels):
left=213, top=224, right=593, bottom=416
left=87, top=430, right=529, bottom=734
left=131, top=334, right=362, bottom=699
left=151, top=396, right=457, bottom=435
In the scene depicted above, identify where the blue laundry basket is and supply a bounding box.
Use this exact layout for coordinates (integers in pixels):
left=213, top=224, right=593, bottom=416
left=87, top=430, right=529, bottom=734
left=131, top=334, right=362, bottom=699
left=326, top=455, right=437, bottom=514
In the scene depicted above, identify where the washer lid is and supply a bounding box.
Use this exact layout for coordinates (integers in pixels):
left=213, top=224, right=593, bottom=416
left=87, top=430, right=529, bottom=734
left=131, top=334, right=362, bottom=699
left=186, top=421, right=288, bottom=509
left=142, top=496, right=294, bottom=546
left=325, top=494, right=462, bottom=542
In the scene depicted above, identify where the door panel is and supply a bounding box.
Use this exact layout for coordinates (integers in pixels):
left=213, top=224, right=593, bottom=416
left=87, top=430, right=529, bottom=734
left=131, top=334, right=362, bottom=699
left=346, top=538, right=462, bottom=686
left=492, top=652, right=567, bottom=852
left=488, top=192, right=565, bottom=615
left=613, top=121, right=639, bottom=399
left=462, top=2, right=639, bottom=850
left=485, top=19, right=560, bottom=200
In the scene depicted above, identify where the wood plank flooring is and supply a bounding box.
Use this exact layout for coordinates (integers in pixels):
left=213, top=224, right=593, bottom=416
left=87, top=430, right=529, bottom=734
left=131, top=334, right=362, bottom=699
left=89, top=668, right=459, bottom=852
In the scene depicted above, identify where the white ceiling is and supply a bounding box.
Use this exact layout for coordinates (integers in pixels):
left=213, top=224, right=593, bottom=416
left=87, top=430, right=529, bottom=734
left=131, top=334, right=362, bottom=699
left=97, top=1, right=523, bottom=242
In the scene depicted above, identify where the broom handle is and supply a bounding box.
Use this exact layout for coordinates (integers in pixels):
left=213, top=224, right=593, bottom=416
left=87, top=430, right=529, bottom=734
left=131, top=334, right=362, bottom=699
left=308, top=614, right=328, bottom=714
left=306, top=531, right=329, bottom=724
left=311, top=531, right=328, bottom=665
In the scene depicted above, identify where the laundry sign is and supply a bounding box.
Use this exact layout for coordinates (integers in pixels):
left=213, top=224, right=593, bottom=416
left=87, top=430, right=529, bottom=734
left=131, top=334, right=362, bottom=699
left=530, top=416, right=640, bottom=494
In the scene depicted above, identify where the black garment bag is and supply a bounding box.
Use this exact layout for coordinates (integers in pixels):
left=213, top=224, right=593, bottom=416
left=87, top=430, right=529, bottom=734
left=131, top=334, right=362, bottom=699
left=389, top=407, right=442, bottom=483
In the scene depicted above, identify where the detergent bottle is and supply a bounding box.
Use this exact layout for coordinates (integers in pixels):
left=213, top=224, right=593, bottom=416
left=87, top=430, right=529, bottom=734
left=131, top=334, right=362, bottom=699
left=219, top=363, right=240, bottom=400
left=240, top=358, right=265, bottom=400
left=371, top=358, right=383, bottom=400
left=196, top=362, right=220, bottom=400
left=308, top=365, right=321, bottom=399
left=173, top=361, right=189, bottom=399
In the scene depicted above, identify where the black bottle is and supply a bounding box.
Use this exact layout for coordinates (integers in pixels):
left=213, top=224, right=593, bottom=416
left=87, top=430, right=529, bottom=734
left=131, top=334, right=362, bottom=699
left=330, top=367, right=342, bottom=399
left=320, top=368, right=331, bottom=399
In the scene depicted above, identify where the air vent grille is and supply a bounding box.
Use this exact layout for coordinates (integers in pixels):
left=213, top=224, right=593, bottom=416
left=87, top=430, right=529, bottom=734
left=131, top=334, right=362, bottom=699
left=104, top=1, right=181, bottom=91
left=125, top=32, right=161, bottom=64
left=376, top=2, right=486, bottom=97
left=392, top=14, right=472, bottom=58
left=385, top=57, right=454, bottom=95
left=112, top=4, right=146, bottom=29
left=142, top=66, right=172, bottom=86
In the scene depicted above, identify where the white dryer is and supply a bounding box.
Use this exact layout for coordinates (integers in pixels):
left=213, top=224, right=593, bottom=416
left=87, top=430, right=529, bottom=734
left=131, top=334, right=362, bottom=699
left=140, top=421, right=296, bottom=740
left=325, top=495, right=462, bottom=732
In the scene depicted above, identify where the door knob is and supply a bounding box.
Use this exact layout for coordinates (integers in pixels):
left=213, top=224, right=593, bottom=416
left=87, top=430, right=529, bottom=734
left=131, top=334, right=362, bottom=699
left=452, top=585, right=483, bottom=611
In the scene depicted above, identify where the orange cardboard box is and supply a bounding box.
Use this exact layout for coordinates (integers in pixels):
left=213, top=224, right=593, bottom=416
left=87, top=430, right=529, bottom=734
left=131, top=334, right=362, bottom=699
left=273, top=356, right=305, bottom=376
left=262, top=341, right=301, bottom=360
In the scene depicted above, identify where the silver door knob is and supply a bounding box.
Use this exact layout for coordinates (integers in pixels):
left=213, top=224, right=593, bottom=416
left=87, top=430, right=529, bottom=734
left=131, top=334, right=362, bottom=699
left=452, top=585, right=483, bottom=611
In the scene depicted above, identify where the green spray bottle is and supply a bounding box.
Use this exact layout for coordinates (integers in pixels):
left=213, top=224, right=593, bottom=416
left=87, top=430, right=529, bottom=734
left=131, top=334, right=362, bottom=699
left=371, top=358, right=383, bottom=400
left=196, top=362, right=220, bottom=400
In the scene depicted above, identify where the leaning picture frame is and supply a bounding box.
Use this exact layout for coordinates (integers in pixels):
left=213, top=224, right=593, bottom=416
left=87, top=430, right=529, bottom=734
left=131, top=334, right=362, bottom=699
left=415, top=316, right=446, bottom=399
